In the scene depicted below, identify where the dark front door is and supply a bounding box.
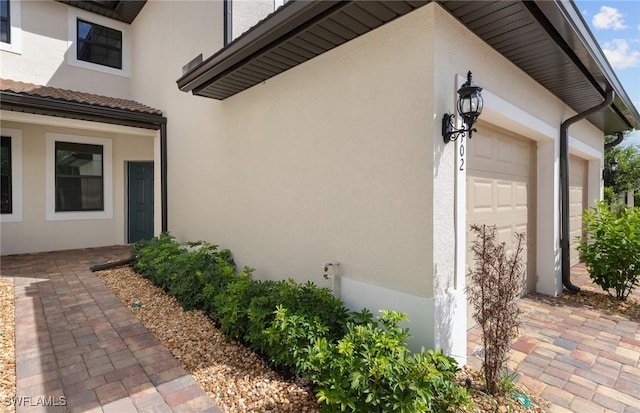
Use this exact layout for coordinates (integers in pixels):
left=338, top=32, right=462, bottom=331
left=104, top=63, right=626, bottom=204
left=128, top=162, right=154, bottom=243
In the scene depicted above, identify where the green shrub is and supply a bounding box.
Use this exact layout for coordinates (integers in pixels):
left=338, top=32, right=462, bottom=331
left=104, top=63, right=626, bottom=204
left=131, top=232, right=182, bottom=288
left=603, top=186, right=615, bottom=205
left=212, top=269, right=260, bottom=340
left=131, top=233, right=236, bottom=310
left=215, top=275, right=349, bottom=366
left=132, top=235, right=470, bottom=412
left=167, top=242, right=236, bottom=311
left=578, top=202, right=640, bottom=300
left=262, top=283, right=350, bottom=371
left=299, top=310, right=471, bottom=412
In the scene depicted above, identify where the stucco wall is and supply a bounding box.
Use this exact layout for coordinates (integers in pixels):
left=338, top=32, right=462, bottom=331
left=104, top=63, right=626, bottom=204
left=0, top=120, right=154, bottom=255
left=0, top=0, right=131, bottom=97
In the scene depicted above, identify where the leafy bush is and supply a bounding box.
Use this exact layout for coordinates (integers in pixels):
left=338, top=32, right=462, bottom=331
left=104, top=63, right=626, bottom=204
left=299, top=310, right=471, bottom=412
left=132, top=234, right=471, bottom=412
left=467, top=224, right=526, bottom=395
left=215, top=275, right=349, bottom=367
left=131, top=233, right=236, bottom=310
left=578, top=202, right=640, bottom=300
left=131, top=233, right=183, bottom=288
left=263, top=288, right=350, bottom=371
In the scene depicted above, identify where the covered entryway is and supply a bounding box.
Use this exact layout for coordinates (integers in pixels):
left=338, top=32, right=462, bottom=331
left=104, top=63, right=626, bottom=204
left=569, top=156, right=587, bottom=266
left=466, top=123, right=536, bottom=324
left=128, top=162, right=155, bottom=243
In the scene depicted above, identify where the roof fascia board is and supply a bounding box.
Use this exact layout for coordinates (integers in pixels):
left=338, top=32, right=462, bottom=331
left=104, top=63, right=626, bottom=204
left=533, top=0, right=639, bottom=129
left=0, top=91, right=166, bottom=130
left=177, top=0, right=347, bottom=92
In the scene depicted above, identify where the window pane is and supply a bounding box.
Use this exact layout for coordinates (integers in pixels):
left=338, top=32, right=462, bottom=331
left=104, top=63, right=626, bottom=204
left=0, top=175, right=10, bottom=214
left=0, top=0, right=9, bottom=44
left=76, top=19, right=122, bottom=69
left=78, top=20, right=91, bottom=39
left=55, top=141, right=104, bottom=212
left=56, top=142, right=103, bottom=176
left=0, top=136, right=10, bottom=174
left=0, top=136, right=11, bottom=214
left=56, top=177, right=103, bottom=211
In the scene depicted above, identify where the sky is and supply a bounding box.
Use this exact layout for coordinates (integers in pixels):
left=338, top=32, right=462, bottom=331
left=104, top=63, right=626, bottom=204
left=574, top=0, right=640, bottom=146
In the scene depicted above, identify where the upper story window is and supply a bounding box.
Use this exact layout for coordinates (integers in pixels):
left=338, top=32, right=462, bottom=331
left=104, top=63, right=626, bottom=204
left=0, top=0, right=20, bottom=53
left=67, top=7, right=130, bottom=77
left=55, top=141, right=104, bottom=212
left=0, top=0, right=10, bottom=44
left=0, top=136, right=12, bottom=214
left=77, top=18, right=122, bottom=69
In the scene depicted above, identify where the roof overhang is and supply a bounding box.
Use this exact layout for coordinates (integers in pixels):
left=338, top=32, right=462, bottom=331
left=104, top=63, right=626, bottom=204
left=177, top=0, right=639, bottom=134
left=56, top=1, right=147, bottom=24
left=0, top=90, right=165, bottom=130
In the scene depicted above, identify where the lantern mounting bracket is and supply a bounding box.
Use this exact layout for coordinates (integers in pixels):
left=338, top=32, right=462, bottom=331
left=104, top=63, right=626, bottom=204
left=442, top=113, right=476, bottom=143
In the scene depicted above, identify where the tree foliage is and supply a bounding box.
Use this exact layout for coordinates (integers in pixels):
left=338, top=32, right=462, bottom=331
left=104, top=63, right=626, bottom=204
left=604, top=143, right=640, bottom=203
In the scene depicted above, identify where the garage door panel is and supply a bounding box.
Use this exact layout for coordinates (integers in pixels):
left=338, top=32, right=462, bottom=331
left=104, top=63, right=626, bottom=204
left=467, top=124, right=535, bottom=328
left=497, top=183, right=513, bottom=207
left=470, top=179, right=493, bottom=210
left=515, top=185, right=527, bottom=206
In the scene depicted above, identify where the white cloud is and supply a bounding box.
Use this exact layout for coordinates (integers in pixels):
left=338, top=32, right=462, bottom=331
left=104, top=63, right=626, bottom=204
left=593, top=6, right=628, bottom=30
left=603, top=39, right=640, bottom=69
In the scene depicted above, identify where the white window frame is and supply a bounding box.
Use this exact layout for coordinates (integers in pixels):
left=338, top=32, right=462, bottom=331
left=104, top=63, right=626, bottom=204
left=67, top=7, right=131, bottom=77
left=0, top=0, right=22, bottom=54
left=46, top=133, right=113, bottom=221
left=0, top=128, right=22, bottom=223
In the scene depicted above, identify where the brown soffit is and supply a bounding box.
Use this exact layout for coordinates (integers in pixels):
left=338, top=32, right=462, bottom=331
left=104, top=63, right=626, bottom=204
left=177, top=0, right=639, bottom=134
left=55, top=1, right=147, bottom=24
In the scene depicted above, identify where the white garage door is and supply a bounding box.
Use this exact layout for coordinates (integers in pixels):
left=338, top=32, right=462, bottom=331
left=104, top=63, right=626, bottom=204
left=466, top=123, right=536, bottom=310
left=569, top=156, right=587, bottom=267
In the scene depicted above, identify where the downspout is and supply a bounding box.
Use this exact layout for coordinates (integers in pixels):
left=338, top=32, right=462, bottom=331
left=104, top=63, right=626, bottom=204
left=560, top=86, right=614, bottom=293
left=604, top=131, right=624, bottom=149
left=160, top=120, right=168, bottom=233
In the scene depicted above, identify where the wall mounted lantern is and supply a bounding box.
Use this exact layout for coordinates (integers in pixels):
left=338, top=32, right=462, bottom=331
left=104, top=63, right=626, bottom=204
left=603, top=157, right=619, bottom=181
left=442, top=71, right=484, bottom=144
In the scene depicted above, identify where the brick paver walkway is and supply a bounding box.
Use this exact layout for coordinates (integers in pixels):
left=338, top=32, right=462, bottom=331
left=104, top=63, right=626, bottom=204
left=468, top=264, right=640, bottom=413
left=0, top=246, right=221, bottom=413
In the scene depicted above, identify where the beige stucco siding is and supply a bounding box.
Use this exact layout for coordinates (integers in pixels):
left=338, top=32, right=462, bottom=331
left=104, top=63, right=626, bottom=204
left=131, top=2, right=605, bottom=300
left=0, top=120, right=154, bottom=255
left=131, top=1, right=437, bottom=297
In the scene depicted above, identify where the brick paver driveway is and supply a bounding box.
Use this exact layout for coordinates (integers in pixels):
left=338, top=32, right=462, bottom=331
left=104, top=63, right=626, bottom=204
left=1, top=246, right=221, bottom=413
left=469, top=265, right=640, bottom=413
